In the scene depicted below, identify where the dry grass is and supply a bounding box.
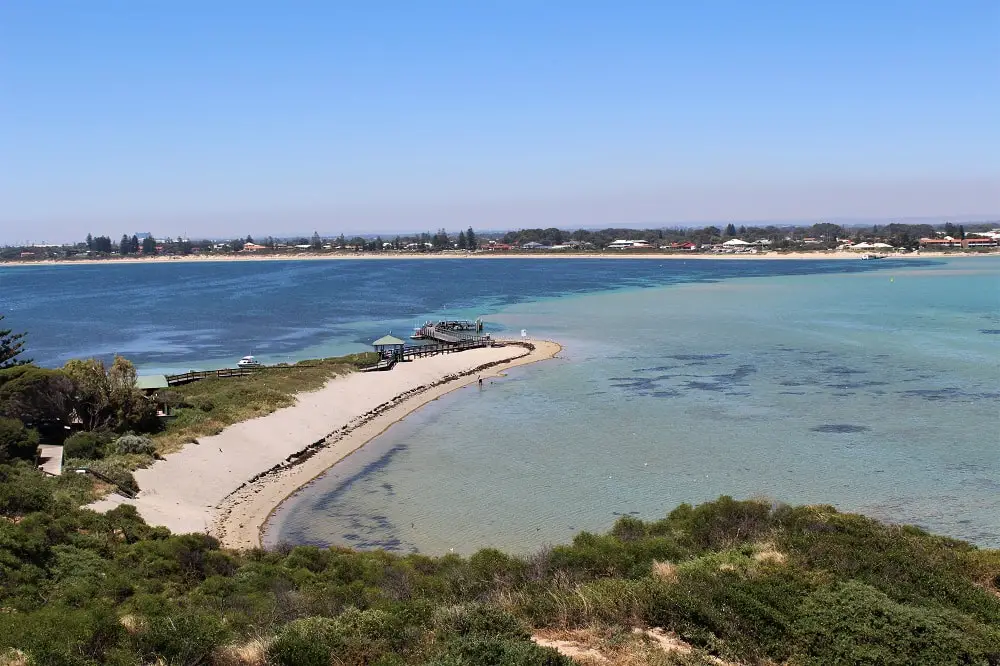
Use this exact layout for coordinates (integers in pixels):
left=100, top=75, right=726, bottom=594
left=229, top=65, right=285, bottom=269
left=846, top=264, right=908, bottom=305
left=119, top=613, right=147, bottom=634
left=211, top=638, right=269, bottom=666
left=752, top=542, right=787, bottom=565
left=651, top=560, right=678, bottom=583
left=0, top=649, right=29, bottom=666
left=153, top=354, right=375, bottom=454
left=533, top=628, right=608, bottom=664
left=534, top=627, right=732, bottom=666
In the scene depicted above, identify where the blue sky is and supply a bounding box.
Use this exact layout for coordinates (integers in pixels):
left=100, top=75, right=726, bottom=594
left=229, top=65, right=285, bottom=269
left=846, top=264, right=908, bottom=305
left=1, top=1, right=997, bottom=242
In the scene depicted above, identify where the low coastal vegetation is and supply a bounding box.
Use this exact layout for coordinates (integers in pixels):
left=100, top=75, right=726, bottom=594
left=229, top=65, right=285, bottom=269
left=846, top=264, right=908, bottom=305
left=0, top=330, right=376, bottom=497
left=153, top=352, right=376, bottom=454
left=0, top=467, right=997, bottom=665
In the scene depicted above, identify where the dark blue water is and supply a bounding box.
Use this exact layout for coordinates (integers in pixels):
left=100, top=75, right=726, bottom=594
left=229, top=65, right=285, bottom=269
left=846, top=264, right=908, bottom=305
left=1, top=258, right=906, bottom=371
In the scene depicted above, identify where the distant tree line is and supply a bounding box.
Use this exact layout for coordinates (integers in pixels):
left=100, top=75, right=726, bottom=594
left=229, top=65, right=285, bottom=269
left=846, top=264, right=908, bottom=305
left=3, top=220, right=997, bottom=262
left=496, top=221, right=963, bottom=250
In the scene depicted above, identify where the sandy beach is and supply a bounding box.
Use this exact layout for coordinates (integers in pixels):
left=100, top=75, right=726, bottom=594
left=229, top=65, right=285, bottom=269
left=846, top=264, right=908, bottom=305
left=89, top=341, right=560, bottom=549
left=7, top=250, right=992, bottom=268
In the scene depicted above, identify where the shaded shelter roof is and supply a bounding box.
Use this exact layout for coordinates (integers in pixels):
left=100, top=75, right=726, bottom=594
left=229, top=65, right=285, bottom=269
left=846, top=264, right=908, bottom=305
left=136, top=375, right=169, bottom=390
left=373, top=335, right=405, bottom=346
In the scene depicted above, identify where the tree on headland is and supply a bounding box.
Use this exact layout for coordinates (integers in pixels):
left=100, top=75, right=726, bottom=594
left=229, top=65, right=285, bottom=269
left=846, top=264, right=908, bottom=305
left=62, top=356, right=158, bottom=433
left=466, top=227, right=477, bottom=250
left=85, top=233, right=94, bottom=251
left=0, top=316, right=30, bottom=368
left=457, top=231, right=467, bottom=249
left=311, top=231, right=322, bottom=249
left=725, top=223, right=737, bottom=237
left=119, top=234, right=132, bottom=255
left=142, top=236, right=157, bottom=254
left=0, top=366, right=75, bottom=424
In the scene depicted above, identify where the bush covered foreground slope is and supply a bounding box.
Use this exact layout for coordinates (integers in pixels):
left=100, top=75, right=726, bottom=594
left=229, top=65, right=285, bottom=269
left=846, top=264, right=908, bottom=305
left=1, top=465, right=998, bottom=665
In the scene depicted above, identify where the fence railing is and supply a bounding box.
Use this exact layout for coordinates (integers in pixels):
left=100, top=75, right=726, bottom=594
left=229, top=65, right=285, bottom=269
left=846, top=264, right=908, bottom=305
left=165, top=338, right=502, bottom=384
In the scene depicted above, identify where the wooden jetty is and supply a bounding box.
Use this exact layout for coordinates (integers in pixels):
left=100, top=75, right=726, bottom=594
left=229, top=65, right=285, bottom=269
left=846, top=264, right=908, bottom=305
left=411, top=319, right=484, bottom=344
left=159, top=320, right=497, bottom=381
left=364, top=337, right=497, bottom=371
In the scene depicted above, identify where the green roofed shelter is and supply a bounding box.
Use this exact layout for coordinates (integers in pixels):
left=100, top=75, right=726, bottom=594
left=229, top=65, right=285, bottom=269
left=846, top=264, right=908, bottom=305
left=136, top=374, right=169, bottom=392
left=373, top=334, right=405, bottom=362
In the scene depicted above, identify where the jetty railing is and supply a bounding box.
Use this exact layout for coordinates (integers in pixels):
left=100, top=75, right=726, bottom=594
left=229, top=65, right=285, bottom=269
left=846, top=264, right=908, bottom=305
left=401, top=337, right=495, bottom=358
left=165, top=367, right=265, bottom=386
left=164, top=337, right=503, bottom=384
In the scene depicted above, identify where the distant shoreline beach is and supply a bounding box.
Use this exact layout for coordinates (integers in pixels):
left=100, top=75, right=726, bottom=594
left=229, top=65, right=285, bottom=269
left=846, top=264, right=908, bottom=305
left=5, top=250, right=997, bottom=267
left=89, top=340, right=561, bottom=550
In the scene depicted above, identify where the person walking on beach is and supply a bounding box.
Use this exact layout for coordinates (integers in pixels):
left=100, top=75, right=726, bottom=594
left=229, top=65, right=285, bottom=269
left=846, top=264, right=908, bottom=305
left=478, top=375, right=483, bottom=388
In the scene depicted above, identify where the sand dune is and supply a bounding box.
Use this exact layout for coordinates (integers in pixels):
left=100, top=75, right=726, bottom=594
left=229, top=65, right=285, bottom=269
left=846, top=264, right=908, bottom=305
left=89, top=341, right=561, bottom=549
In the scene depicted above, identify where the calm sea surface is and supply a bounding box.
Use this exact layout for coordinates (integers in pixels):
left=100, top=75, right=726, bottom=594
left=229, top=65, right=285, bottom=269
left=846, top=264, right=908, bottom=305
left=2, top=257, right=998, bottom=550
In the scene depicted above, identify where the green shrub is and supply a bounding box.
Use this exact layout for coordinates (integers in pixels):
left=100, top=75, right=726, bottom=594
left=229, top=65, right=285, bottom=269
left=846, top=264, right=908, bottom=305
left=666, top=496, right=775, bottom=551
left=434, top=603, right=529, bottom=640
left=268, top=616, right=339, bottom=666
left=85, top=457, right=139, bottom=495
left=0, top=461, right=52, bottom=516
left=110, top=434, right=155, bottom=456
left=189, top=396, right=214, bottom=412
left=0, top=602, right=126, bottom=666
left=63, top=431, right=106, bottom=460
left=131, top=608, right=228, bottom=665
left=0, top=417, right=39, bottom=462
left=792, top=580, right=1000, bottom=665
left=643, top=551, right=814, bottom=661
left=432, top=636, right=572, bottom=666
left=611, top=515, right=647, bottom=541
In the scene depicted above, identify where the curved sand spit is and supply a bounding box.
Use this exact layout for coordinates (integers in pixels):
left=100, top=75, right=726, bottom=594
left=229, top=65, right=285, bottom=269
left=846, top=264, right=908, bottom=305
left=89, top=341, right=561, bottom=549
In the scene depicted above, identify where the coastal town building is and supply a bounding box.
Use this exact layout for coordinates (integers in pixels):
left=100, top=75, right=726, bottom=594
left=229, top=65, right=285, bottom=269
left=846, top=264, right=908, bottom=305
left=606, top=239, right=652, bottom=249
left=919, top=236, right=999, bottom=249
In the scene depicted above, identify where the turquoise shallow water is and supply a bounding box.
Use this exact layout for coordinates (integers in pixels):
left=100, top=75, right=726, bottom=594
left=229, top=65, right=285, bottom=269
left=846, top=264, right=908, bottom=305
left=265, top=258, right=1000, bottom=553
left=3, top=256, right=998, bottom=550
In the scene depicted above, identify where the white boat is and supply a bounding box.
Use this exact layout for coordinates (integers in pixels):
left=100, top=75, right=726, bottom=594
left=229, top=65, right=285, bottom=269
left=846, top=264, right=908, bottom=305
left=860, top=253, right=883, bottom=260
left=237, top=355, right=261, bottom=367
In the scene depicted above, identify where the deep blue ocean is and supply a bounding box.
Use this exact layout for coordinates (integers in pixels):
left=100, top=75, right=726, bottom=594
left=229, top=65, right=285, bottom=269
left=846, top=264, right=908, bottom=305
left=2, top=258, right=924, bottom=371
left=2, top=257, right=998, bottom=551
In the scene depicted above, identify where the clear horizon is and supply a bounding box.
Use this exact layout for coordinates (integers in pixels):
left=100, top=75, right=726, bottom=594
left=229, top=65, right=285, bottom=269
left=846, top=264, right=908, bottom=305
left=2, top=2, right=998, bottom=244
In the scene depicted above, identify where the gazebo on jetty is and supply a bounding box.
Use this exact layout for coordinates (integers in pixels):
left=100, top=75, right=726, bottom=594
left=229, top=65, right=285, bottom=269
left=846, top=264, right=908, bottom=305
left=372, top=334, right=406, bottom=363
